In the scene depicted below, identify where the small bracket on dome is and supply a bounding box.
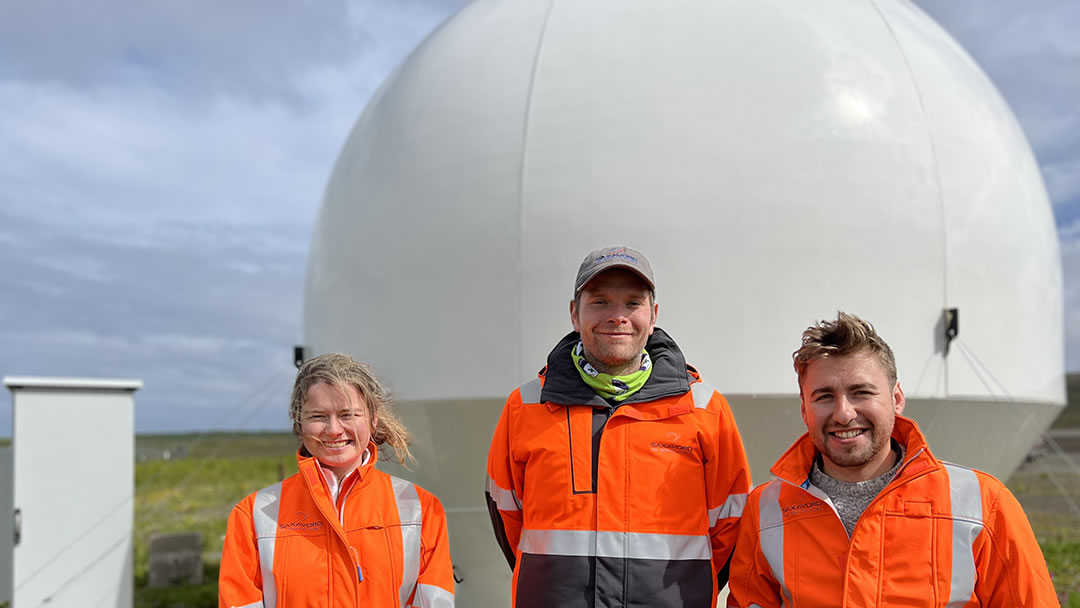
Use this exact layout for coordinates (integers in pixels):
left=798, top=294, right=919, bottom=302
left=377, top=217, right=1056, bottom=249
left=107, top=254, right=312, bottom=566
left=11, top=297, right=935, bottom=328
left=943, top=308, right=959, bottom=355
left=293, top=345, right=309, bottom=369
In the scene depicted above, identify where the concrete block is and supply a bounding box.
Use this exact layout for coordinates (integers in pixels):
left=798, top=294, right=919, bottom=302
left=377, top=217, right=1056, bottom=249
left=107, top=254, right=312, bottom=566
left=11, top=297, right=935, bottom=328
left=148, top=532, right=203, bottom=587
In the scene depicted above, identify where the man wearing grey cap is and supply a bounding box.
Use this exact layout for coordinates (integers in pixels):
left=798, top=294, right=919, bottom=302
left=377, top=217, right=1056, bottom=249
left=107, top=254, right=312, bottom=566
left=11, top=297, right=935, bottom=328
left=485, top=246, right=752, bottom=608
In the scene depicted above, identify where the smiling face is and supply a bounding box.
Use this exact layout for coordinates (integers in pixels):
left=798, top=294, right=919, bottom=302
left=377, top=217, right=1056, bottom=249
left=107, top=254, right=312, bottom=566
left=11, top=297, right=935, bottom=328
left=299, top=382, right=377, bottom=477
left=799, top=351, right=905, bottom=482
left=570, top=268, right=658, bottom=376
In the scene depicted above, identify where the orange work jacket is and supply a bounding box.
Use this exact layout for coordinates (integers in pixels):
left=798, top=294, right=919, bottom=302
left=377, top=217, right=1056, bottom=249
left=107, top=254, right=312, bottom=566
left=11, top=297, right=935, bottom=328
left=486, top=329, right=752, bottom=608
left=727, top=416, right=1056, bottom=607
left=219, top=443, right=454, bottom=608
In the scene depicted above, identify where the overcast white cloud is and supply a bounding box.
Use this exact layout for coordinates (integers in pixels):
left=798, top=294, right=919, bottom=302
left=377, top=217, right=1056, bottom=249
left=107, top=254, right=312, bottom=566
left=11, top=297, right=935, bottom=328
left=0, top=0, right=467, bottom=434
left=0, top=0, right=1075, bottom=434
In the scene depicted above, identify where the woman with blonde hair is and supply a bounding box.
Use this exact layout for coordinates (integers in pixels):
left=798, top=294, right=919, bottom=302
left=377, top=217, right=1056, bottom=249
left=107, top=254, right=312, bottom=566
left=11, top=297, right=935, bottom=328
left=219, top=353, right=455, bottom=607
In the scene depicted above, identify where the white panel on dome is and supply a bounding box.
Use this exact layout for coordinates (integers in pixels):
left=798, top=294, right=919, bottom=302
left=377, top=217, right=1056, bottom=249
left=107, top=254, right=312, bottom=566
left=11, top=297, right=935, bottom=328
left=305, top=0, right=556, bottom=400
left=518, top=0, right=947, bottom=393
left=877, top=0, right=1064, bottom=403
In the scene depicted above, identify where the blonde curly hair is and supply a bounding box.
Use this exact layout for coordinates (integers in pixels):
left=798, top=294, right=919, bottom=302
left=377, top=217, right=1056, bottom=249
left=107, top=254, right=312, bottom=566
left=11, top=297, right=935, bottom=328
left=289, top=353, right=414, bottom=466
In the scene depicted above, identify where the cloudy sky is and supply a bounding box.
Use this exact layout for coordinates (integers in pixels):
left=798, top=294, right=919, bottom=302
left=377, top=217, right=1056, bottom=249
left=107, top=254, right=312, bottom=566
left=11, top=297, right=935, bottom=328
left=0, top=0, right=1076, bottom=434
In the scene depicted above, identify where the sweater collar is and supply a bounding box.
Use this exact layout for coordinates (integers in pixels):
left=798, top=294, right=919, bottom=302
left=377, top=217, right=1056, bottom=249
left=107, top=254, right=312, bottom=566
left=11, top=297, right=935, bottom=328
left=769, top=415, right=935, bottom=486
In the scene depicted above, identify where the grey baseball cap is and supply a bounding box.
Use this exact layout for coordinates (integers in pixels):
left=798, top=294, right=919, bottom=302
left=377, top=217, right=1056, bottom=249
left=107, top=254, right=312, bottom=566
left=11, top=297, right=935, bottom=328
left=574, top=246, right=656, bottom=294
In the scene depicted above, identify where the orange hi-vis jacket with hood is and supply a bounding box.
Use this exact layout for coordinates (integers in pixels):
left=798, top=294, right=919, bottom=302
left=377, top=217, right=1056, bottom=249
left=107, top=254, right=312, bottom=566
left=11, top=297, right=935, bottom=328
left=486, top=329, right=752, bottom=608
left=727, top=416, right=1057, bottom=607
left=219, top=442, right=454, bottom=608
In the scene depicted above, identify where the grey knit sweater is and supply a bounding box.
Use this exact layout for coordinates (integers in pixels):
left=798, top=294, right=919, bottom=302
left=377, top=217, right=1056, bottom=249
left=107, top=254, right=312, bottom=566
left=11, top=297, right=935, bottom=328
left=808, top=441, right=906, bottom=537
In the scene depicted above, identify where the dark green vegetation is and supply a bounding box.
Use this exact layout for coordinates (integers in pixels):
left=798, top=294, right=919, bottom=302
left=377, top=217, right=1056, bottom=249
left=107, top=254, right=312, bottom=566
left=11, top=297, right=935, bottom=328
left=134, top=376, right=1080, bottom=606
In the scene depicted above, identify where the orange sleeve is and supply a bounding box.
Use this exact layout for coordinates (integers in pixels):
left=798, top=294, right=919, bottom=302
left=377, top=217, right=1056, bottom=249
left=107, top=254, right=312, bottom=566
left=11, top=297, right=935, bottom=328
left=407, top=488, right=455, bottom=607
left=218, top=497, right=264, bottom=608
left=726, top=487, right=783, bottom=608
left=973, top=478, right=1057, bottom=607
left=703, top=390, right=752, bottom=587
left=485, top=392, right=525, bottom=571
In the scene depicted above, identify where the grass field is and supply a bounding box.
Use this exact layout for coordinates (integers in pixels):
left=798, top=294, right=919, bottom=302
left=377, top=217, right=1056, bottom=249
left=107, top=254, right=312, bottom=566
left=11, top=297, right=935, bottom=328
left=134, top=433, right=297, bottom=607
left=133, top=375, right=1080, bottom=607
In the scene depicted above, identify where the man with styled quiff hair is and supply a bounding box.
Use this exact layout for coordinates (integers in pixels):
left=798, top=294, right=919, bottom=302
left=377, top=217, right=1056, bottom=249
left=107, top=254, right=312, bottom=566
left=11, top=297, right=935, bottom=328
left=793, top=311, right=897, bottom=387
left=727, top=311, right=1056, bottom=607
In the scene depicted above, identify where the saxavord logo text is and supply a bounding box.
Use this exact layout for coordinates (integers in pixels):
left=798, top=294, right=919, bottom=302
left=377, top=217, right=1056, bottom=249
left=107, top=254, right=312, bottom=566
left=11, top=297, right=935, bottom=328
left=279, top=511, right=324, bottom=531
left=650, top=432, right=694, bottom=455
left=782, top=500, right=825, bottom=514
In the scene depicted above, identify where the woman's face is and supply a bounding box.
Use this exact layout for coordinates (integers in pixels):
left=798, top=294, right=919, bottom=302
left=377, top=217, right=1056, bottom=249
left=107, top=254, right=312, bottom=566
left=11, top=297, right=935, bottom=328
left=299, top=382, right=377, bottom=476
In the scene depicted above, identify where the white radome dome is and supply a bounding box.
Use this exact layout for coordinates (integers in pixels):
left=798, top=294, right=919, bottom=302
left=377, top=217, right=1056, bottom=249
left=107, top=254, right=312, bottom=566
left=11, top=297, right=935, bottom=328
left=304, top=1, right=1064, bottom=602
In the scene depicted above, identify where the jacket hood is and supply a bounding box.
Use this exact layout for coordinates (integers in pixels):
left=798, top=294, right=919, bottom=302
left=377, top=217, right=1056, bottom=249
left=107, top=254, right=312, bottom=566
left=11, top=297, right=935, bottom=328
left=769, top=415, right=935, bottom=485
left=539, top=327, right=693, bottom=407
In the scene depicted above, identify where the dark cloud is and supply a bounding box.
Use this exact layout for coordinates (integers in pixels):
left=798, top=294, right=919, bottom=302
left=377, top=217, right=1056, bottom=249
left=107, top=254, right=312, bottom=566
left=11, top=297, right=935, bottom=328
left=0, top=0, right=364, bottom=98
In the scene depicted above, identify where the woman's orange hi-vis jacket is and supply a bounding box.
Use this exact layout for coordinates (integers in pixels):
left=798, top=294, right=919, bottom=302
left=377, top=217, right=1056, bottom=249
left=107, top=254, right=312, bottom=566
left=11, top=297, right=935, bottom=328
left=485, top=329, right=752, bottom=607
left=727, top=416, right=1057, bottom=607
left=219, top=443, right=454, bottom=608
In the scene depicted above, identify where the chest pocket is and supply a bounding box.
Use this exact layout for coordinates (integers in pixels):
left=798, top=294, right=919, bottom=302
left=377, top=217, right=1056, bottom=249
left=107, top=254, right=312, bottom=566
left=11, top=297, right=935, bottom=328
left=347, top=525, right=398, bottom=600
left=878, top=501, right=939, bottom=605
left=270, top=519, right=331, bottom=602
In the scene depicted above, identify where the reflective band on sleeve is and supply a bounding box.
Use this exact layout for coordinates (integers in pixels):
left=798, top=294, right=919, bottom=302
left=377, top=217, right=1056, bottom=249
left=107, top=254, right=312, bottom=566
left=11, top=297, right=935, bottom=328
left=758, top=481, right=793, bottom=606
left=232, top=603, right=265, bottom=608
left=484, top=475, right=521, bottom=511
left=709, top=493, right=748, bottom=526
left=519, top=379, right=542, bottom=404
left=944, top=464, right=984, bottom=607
left=691, top=382, right=714, bottom=409
left=252, top=482, right=283, bottom=608
left=409, top=583, right=455, bottom=608
left=518, top=529, right=710, bottom=560
left=392, top=476, right=424, bottom=608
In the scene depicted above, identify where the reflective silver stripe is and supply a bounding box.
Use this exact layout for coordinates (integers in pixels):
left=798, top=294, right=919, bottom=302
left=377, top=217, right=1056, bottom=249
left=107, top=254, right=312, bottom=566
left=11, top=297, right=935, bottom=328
left=709, top=493, right=748, bottom=526
left=410, top=583, right=455, bottom=608
left=232, top=603, right=264, bottom=608
left=519, top=379, right=542, bottom=404
left=392, top=476, right=424, bottom=608
left=944, top=464, right=984, bottom=606
left=519, top=528, right=594, bottom=556
left=758, top=481, right=793, bottom=606
left=691, top=382, right=714, bottom=409
left=484, top=474, right=521, bottom=511
left=252, top=482, right=282, bottom=608
left=599, top=531, right=710, bottom=560
left=518, top=529, right=710, bottom=560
